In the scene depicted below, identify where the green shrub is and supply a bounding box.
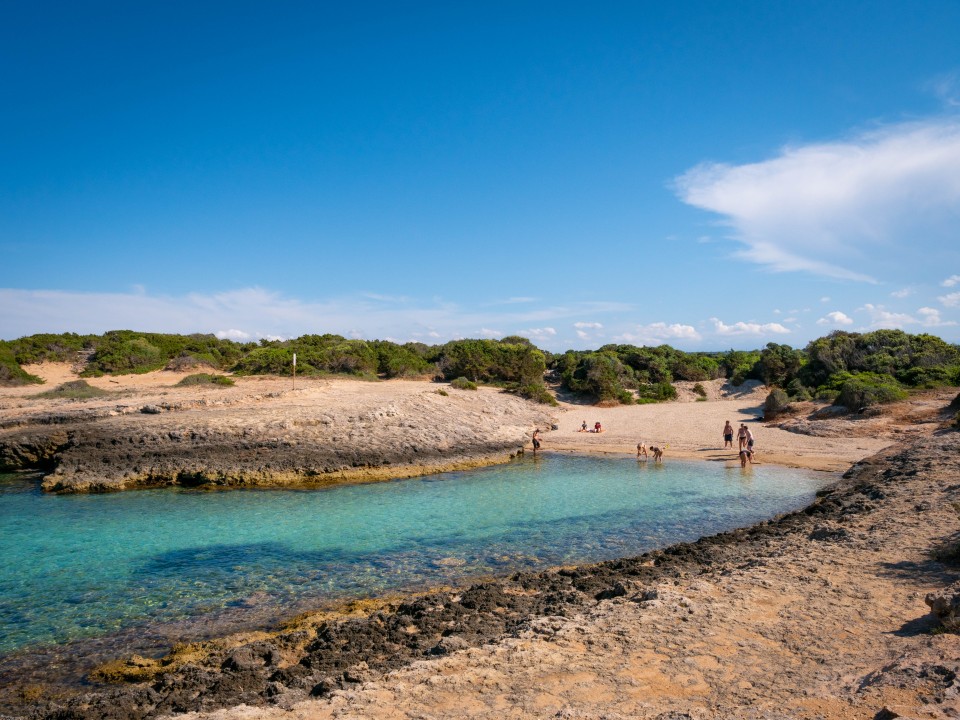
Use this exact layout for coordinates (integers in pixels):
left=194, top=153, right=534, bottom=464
left=515, top=382, right=559, bottom=406
left=435, top=388, right=448, bottom=396
left=0, top=343, right=43, bottom=386
left=692, top=382, right=707, bottom=398
left=232, top=347, right=305, bottom=376
left=763, top=388, right=791, bottom=418
left=450, top=376, right=478, bottom=390
left=635, top=381, right=677, bottom=403
left=438, top=339, right=546, bottom=386
left=34, top=379, right=110, bottom=400
left=834, top=372, right=907, bottom=410
left=176, top=373, right=235, bottom=387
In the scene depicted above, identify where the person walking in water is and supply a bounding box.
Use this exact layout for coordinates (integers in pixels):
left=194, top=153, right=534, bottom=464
left=723, top=420, right=734, bottom=449
left=532, top=428, right=542, bottom=454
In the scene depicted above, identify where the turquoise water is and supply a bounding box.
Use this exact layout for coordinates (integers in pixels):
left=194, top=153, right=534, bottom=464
left=0, top=456, right=826, bottom=656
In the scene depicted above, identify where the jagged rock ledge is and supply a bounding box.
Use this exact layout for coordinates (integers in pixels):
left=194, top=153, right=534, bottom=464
left=0, top=384, right=556, bottom=493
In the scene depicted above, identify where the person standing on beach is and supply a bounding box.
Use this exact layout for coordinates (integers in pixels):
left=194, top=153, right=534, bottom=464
left=737, top=423, right=748, bottom=451
left=723, top=420, right=734, bottom=449
left=745, top=426, right=755, bottom=457
left=532, top=428, right=542, bottom=453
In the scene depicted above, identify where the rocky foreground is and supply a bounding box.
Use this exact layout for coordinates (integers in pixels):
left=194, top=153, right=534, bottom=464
left=1, top=426, right=956, bottom=719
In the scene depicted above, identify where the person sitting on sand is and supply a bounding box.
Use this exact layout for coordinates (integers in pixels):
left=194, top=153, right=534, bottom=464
left=723, top=420, right=734, bottom=449
left=580, top=420, right=588, bottom=432
left=637, top=442, right=648, bottom=459
left=739, top=448, right=753, bottom=467
left=594, top=421, right=603, bottom=433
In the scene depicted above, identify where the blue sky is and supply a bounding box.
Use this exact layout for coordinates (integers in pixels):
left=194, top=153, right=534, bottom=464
left=3, top=1, right=960, bottom=351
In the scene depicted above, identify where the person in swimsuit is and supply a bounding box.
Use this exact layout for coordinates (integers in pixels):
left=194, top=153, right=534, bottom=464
left=532, top=428, right=542, bottom=453
left=594, top=421, right=602, bottom=433
left=637, top=442, right=648, bottom=459
left=723, top=420, right=734, bottom=448
left=580, top=420, right=588, bottom=432
left=739, top=448, right=753, bottom=467
left=737, top=424, right=748, bottom=451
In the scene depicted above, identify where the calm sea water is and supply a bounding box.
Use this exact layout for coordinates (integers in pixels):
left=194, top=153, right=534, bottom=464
left=0, top=455, right=826, bottom=657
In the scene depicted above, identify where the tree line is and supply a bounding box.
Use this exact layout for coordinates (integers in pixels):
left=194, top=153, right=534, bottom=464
left=1, top=329, right=958, bottom=409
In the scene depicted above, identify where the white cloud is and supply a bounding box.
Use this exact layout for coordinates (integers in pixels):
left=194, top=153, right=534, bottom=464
left=216, top=329, right=252, bottom=341
left=478, top=328, right=503, bottom=338
left=710, top=318, right=790, bottom=336
left=939, top=291, right=960, bottom=307
left=820, top=297, right=831, bottom=303
left=890, top=288, right=913, bottom=298
left=917, top=307, right=956, bottom=327
left=523, top=327, right=557, bottom=340
left=573, top=321, right=604, bottom=329
left=615, top=322, right=701, bottom=345
left=860, top=303, right=916, bottom=329
left=816, top=311, right=854, bottom=326
left=675, top=119, right=960, bottom=282
left=942, top=275, right=960, bottom=287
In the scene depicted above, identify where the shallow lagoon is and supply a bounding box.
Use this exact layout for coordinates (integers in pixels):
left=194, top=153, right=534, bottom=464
left=0, top=454, right=827, bottom=657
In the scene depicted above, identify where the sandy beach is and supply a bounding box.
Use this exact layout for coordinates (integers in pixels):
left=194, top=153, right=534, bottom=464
left=1, top=367, right=958, bottom=719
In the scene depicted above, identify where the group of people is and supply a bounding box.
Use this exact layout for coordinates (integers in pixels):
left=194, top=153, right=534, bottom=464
left=531, top=418, right=757, bottom=468
left=723, top=420, right=756, bottom=467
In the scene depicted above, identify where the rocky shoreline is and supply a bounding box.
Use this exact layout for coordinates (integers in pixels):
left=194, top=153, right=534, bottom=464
left=2, top=428, right=957, bottom=719
left=0, top=377, right=555, bottom=492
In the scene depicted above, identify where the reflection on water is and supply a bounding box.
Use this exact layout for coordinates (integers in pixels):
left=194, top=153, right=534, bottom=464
left=0, top=455, right=826, bottom=659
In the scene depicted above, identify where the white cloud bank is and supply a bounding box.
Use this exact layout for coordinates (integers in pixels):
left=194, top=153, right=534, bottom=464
left=710, top=318, right=790, bottom=336
left=675, top=119, right=960, bottom=282
left=615, top=322, right=701, bottom=345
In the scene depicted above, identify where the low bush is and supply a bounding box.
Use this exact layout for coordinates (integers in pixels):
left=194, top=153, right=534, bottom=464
left=834, top=372, right=907, bottom=410
left=34, top=380, right=110, bottom=400
left=763, top=388, right=791, bottom=418
left=176, top=373, right=235, bottom=387
left=692, top=382, right=707, bottom=398
left=0, top=344, right=43, bottom=386
left=636, top=381, right=677, bottom=403
left=450, top=377, right=478, bottom=390
left=516, top=382, right=559, bottom=406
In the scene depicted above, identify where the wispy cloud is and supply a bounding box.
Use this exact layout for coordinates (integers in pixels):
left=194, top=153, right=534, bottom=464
left=817, top=311, right=854, bottom=326
left=939, top=292, right=960, bottom=307
left=675, top=119, right=960, bottom=283
left=890, top=288, right=913, bottom=298
left=926, top=70, right=960, bottom=108
left=942, top=275, right=960, bottom=288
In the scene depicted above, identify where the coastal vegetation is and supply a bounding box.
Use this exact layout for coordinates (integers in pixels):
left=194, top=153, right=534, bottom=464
left=1, top=329, right=957, bottom=410
left=33, top=379, right=110, bottom=400
left=176, top=373, right=236, bottom=387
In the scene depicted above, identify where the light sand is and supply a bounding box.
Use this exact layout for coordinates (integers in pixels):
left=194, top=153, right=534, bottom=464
left=547, top=379, right=894, bottom=472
